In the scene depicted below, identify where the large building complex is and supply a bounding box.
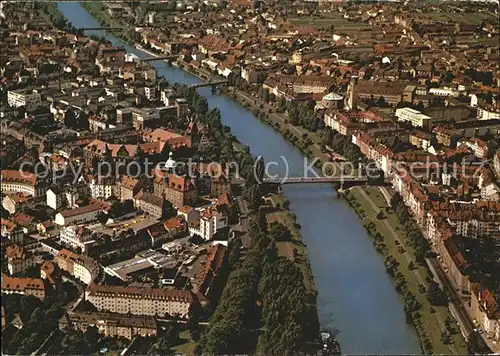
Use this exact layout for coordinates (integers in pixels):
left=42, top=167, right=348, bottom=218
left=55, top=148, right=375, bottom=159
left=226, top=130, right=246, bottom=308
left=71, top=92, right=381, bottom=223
left=59, top=312, right=158, bottom=339
left=84, top=284, right=195, bottom=318
left=395, top=107, right=433, bottom=129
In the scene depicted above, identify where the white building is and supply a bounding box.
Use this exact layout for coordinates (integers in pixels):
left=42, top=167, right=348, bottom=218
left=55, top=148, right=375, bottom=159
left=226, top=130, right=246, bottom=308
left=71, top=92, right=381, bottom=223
left=55, top=203, right=105, bottom=226
left=428, top=87, right=459, bottom=97
left=494, top=151, right=500, bottom=176
left=477, top=105, right=500, bottom=121
left=47, top=187, right=63, bottom=211
left=74, top=260, right=96, bottom=285
left=7, top=90, right=41, bottom=108
left=85, top=284, right=194, bottom=318
left=144, top=86, right=156, bottom=101
left=190, top=207, right=228, bottom=241
left=395, top=107, right=433, bottom=129
left=481, top=183, right=500, bottom=201
left=89, top=178, right=117, bottom=199
left=1, top=170, right=39, bottom=197
left=55, top=249, right=100, bottom=285
left=65, top=188, right=80, bottom=208
left=59, top=225, right=95, bottom=251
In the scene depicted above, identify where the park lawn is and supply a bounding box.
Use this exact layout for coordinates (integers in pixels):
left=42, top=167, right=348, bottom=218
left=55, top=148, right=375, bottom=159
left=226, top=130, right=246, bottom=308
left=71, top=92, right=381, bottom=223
left=173, top=330, right=197, bottom=355
left=348, top=187, right=468, bottom=355
left=265, top=194, right=315, bottom=292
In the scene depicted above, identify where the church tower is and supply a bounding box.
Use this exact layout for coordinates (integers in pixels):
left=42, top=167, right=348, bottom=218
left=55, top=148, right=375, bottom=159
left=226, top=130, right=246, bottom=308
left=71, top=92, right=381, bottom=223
left=347, top=76, right=359, bottom=111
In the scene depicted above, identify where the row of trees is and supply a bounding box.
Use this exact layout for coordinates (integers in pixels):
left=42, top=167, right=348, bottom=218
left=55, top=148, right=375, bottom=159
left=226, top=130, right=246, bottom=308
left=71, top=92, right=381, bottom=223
left=322, top=127, right=366, bottom=166
left=257, top=255, right=319, bottom=355
left=389, top=193, right=430, bottom=263
left=287, top=101, right=323, bottom=132
left=198, top=249, right=264, bottom=354
left=198, top=213, right=320, bottom=355
left=37, top=2, right=67, bottom=29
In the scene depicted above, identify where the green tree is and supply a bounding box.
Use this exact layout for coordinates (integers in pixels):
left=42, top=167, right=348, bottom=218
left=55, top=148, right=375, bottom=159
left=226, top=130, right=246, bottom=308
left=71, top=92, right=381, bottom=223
left=268, top=221, right=292, bottom=242
left=427, top=281, right=447, bottom=306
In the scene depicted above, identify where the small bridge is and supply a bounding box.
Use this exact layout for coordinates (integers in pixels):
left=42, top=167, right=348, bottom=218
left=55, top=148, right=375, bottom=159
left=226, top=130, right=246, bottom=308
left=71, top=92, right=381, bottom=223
left=141, top=55, right=179, bottom=62
left=78, top=27, right=123, bottom=31
left=262, top=176, right=368, bottom=185
left=188, top=80, right=229, bottom=89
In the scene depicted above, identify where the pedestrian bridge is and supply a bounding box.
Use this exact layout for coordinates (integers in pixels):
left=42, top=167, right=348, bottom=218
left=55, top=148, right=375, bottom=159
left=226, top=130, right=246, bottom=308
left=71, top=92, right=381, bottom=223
left=78, top=27, right=123, bottom=31
left=188, top=80, right=229, bottom=89
left=141, top=55, right=179, bottom=62
left=262, top=176, right=367, bottom=184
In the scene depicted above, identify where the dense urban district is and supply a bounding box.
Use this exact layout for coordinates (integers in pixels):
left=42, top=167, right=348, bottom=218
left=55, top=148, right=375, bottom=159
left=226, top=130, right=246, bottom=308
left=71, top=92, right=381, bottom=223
left=0, top=0, right=499, bottom=355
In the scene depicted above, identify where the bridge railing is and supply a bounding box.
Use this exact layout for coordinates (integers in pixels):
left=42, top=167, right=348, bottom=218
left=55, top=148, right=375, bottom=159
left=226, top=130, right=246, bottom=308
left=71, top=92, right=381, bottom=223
left=262, top=176, right=367, bottom=184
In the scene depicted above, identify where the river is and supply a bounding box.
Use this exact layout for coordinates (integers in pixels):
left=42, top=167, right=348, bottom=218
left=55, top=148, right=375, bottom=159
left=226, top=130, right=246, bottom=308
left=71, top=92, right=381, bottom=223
left=57, top=3, right=422, bottom=353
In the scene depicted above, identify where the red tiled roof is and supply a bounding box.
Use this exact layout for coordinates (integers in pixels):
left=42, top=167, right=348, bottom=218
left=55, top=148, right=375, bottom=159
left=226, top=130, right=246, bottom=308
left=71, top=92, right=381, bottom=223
left=1, top=170, right=36, bottom=186
left=86, top=283, right=195, bottom=302
left=1, top=274, right=45, bottom=292
left=60, top=202, right=105, bottom=218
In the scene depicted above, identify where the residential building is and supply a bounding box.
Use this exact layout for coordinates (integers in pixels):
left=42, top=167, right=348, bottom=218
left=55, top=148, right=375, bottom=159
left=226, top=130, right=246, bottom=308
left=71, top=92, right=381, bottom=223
left=190, top=205, right=228, bottom=241
left=6, top=245, right=36, bottom=276
left=494, top=151, right=500, bottom=176
left=59, top=312, right=157, bottom=339
left=396, top=107, right=433, bottom=129
left=60, top=225, right=96, bottom=251
left=160, top=174, right=197, bottom=208
left=1, top=170, right=42, bottom=197
left=429, top=87, right=459, bottom=97
left=459, top=138, right=489, bottom=159
left=88, top=177, right=119, bottom=199
left=40, top=260, right=60, bottom=285
left=55, top=249, right=100, bottom=285
left=163, top=217, right=186, bottom=239
left=2, top=193, right=30, bottom=214
left=46, top=187, right=64, bottom=211
left=55, top=202, right=108, bottom=226
left=241, top=66, right=267, bottom=83
left=7, top=89, right=41, bottom=108
left=349, top=79, right=406, bottom=107
left=84, top=284, right=195, bottom=318
left=177, top=206, right=200, bottom=224
left=196, top=244, right=227, bottom=298
left=120, top=176, right=143, bottom=201
left=1, top=219, right=24, bottom=243
left=134, top=192, right=163, bottom=217
left=471, top=286, right=500, bottom=342
left=477, top=104, right=500, bottom=121
left=1, top=274, right=45, bottom=300
left=436, top=233, right=469, bottom=293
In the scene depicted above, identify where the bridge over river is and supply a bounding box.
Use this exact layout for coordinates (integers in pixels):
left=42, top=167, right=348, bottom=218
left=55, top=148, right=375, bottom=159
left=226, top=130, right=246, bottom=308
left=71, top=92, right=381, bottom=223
left=262, top=176, right=367, bottom=184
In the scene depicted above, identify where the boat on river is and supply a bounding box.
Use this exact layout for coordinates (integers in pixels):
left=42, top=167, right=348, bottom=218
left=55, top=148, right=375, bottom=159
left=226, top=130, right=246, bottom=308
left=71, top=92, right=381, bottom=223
left=321, top=332, right=341, bottom=355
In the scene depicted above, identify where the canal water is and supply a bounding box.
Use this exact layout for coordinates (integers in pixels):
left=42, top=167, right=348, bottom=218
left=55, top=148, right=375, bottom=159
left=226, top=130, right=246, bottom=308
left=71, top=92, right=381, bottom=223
left=57, top=3, right=422, bottom=353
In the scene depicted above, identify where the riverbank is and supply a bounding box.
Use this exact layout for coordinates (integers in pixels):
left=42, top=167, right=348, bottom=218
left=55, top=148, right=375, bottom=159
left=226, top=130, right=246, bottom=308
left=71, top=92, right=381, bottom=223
left=343, top=186, right=468, bottom=354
